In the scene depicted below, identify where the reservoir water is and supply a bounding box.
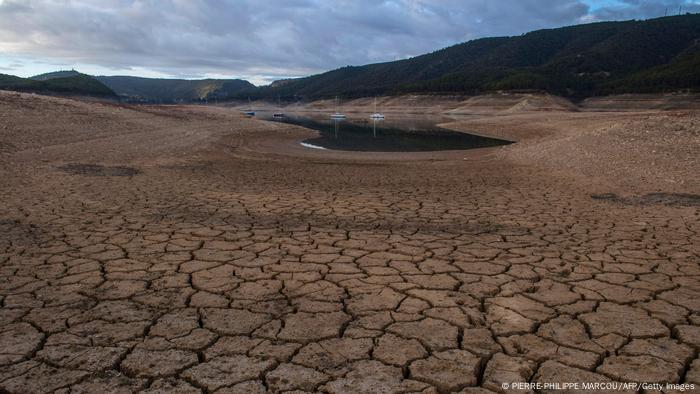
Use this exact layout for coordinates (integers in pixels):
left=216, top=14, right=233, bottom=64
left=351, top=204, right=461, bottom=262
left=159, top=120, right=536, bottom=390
left=260, top=112, right=513, bottom=152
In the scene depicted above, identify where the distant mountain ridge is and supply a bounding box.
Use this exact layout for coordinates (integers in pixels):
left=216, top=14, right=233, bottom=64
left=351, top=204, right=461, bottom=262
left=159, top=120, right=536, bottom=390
left=96, top=76, right=255, bottom=103
left=0, top=71, right=116, bottom=97
left=243, top=13, right=700, bottom=100
left=1, top=71, right=254, bottom=103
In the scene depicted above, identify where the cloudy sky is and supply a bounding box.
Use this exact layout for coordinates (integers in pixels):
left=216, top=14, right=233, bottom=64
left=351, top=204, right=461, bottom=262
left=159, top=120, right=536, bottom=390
left=0, top=0, right=698, bottom=85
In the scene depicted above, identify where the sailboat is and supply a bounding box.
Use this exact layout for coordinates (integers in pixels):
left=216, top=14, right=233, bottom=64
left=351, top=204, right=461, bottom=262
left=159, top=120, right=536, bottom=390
left=370, top=97, right=384, bottom=119
left=244, top=97, right=255, bottom=116
left=273, top=95, right=284, bottom=117
left=330, top=96, right=346, bottom=119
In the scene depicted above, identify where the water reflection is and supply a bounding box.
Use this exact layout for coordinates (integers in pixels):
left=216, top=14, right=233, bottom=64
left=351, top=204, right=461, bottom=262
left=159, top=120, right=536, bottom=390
left=332, top=118, right=381, bottom=139
left=262, top=112, right=512, bottom=152
left=372, top=118, right=381, bottom=138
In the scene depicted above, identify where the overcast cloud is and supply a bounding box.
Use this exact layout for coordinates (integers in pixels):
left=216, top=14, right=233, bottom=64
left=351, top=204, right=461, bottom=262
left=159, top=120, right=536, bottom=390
left=0, top=0, right=698, bottom=84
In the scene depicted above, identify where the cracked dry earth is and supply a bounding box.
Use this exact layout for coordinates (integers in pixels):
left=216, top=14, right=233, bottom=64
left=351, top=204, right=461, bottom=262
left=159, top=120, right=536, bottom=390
left=1, top=93, right=700, bottom=394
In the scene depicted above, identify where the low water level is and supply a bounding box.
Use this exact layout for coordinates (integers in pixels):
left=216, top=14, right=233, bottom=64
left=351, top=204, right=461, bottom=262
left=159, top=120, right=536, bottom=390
left=261, top=113, right=513, bottom=152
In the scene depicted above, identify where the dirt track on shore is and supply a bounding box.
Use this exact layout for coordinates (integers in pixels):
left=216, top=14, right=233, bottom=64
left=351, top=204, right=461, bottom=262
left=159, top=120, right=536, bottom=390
left=1, top=91, right=699, bottom=393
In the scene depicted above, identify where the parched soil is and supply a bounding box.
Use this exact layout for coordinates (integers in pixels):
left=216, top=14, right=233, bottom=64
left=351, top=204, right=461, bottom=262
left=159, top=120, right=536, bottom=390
left=0, top=90, right=699, bottom=393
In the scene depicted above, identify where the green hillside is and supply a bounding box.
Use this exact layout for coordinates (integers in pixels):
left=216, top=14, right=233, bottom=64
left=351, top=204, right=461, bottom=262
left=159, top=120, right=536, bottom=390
left=0, top=72, right=116, bottom=97
left=96, top=76, right=255, bottom=103
left=242, top=14, right=700, bottom=100
left=31, top=70, right=82, bottom=81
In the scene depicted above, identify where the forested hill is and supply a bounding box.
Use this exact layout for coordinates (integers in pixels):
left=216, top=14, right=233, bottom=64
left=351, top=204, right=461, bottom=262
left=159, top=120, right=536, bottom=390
left=96, top=76, right=255, bottom=103
left=0, top=72, right=116, bottom=98
left=244, top=13, right=700, bottom=100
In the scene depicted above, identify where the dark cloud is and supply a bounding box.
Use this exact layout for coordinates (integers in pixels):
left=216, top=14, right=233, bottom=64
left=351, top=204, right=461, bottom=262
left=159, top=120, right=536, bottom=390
left=0, top=0, right=696, bottom=83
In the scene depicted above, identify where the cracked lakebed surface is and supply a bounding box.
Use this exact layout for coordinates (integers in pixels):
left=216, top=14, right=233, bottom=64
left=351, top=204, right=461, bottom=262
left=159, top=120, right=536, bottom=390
left=1, top=91, right=699, bottom=393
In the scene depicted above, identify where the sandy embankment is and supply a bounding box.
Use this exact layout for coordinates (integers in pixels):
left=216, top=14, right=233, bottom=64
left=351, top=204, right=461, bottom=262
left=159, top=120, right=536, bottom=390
left=440, top=93, right=699, bottom=194
left=444, top=111, right=700, bottom=193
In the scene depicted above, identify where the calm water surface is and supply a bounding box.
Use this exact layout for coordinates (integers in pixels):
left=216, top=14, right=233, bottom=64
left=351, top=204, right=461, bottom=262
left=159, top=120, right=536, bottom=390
left=258, top=112, right=512, bottom=152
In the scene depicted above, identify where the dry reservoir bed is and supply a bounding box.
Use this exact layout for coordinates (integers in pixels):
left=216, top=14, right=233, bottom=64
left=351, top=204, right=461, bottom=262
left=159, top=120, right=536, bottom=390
left=0, top=91, right=699, bottom=393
